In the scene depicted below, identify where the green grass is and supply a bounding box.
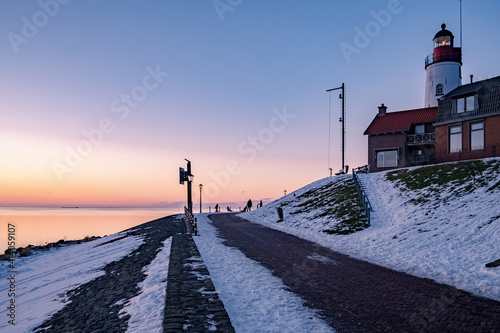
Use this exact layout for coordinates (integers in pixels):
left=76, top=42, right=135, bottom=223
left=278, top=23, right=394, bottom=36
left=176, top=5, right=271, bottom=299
left=289, top=178, right=369, bottom=235
left=385, top=159, right=500, bottom=206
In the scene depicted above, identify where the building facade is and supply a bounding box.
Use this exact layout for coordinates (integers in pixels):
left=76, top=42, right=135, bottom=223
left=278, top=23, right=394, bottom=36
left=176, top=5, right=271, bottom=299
left=364, top=105, right=437, bottom=173
left=363, top=24, right=498, bottom=172
left=434, top=76, right=500, bottom=163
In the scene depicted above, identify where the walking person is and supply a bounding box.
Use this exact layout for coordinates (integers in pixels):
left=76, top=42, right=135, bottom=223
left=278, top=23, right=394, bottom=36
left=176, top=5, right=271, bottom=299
left=247, top=199, right=253, bottom=211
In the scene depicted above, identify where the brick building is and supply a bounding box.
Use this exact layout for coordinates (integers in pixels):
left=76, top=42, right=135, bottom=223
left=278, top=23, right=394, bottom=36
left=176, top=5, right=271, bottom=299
left=364, top=104, right=437, bottom=173
left=362, top=24, right=499, bottom=172
left=434, top=76, right=500, bottom=163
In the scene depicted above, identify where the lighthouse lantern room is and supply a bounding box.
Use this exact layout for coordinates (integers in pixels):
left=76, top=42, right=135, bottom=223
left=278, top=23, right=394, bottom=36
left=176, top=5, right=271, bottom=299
left=424, top=23, right=462, bottom=107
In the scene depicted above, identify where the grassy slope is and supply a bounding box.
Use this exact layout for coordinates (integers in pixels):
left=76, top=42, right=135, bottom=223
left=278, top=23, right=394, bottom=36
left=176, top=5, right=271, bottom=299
left=248, top=175, right=368, bottom=235
left=386, top=158, right=500, bottom=207
left=243, top=158, right=500, bottom=300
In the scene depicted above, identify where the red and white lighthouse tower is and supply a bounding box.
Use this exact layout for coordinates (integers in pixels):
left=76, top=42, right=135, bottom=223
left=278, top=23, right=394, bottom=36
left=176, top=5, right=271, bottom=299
left=424, top=23, right=462, bottom=107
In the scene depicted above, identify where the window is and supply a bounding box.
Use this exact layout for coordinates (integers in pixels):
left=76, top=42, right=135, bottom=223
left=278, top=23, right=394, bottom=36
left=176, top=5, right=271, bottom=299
left=436, top=84, right=443, bottom=96
left=466, top=96, right=475, bottom=111
left=449, top=124, right=462, bottom=153
left=470, top=121, right=484, bottom=151
left=415, top=124, right=425, bottom=134
left=434, top=36, right=451, bottom=48
left=456, top=95, right=476, bottom=113
left=457, top=98, right=465, bottom=113
left=376, top=150, right=398, bottom=168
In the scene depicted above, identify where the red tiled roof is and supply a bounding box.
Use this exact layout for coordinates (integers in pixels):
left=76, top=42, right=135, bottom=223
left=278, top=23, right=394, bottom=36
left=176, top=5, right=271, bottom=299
left=363, top=107, right=437, bottom=135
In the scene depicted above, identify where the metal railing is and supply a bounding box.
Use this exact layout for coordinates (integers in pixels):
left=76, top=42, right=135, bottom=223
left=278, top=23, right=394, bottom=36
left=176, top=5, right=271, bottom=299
left=184, top=206, right=198, bottom=235
left=352, top=168, right=373, bottom=226
left=425, top=48, right=461, bottom=68
left=406, top=155, right=436, bottom=167
left=406, top=132, right=435, bottom=145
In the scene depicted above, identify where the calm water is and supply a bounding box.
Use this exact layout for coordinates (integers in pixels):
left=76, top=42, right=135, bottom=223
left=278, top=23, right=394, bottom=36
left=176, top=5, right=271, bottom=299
left=0, top=207, right=182, bottom=251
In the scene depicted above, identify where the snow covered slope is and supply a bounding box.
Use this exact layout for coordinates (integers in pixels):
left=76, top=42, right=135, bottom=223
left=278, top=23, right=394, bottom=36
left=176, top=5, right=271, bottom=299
left=242, top=158, right=500, bottom=301
left=0, top=232, right=144, bottom=332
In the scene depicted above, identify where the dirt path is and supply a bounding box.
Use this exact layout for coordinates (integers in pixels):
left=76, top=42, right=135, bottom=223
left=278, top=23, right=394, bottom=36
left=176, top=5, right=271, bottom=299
left=209, top=213, right=500, bottom=333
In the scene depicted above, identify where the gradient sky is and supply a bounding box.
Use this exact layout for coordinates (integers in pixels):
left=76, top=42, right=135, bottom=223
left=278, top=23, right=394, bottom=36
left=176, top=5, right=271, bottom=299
left=1, top=0, right=499, bottom=208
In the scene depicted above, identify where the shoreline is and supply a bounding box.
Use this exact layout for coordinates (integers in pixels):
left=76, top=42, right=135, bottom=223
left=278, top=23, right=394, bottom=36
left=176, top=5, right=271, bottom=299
left=1, top=213, right=183, bottom=261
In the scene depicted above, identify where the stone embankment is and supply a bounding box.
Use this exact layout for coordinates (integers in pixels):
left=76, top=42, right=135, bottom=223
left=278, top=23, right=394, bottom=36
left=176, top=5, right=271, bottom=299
left=35, top=215, right=234, bottom=332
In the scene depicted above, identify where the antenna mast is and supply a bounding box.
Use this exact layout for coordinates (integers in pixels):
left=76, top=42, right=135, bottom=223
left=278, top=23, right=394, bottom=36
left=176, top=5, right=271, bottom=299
left=460, top=0, right=463, bottom=47
left=326, top=83, right=345, bottom=173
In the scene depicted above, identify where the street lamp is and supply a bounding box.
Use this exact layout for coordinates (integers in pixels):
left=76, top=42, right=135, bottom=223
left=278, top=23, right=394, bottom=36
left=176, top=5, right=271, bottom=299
left=199, top=184, right=203, bottom=213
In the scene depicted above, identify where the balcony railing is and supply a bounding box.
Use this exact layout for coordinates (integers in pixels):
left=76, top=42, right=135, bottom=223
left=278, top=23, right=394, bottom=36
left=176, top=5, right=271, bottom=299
left=425, top=47, right=462, bottom=68
left=406, top=155, right=436, bottom=167
left=406, top=133, right=435, bottom=145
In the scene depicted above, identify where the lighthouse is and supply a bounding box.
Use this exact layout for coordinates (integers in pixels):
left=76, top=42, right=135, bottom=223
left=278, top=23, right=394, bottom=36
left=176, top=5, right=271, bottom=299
left=424, top=23, right=462, bottom=107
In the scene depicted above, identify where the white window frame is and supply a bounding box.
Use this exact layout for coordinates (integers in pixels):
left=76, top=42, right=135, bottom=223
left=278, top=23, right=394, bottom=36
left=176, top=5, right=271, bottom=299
left=449, top=124, right=462, bottom=153
left=376, top=149, right=398, bottom=168
left=415, top=124, right=425, bottom=134
left=436, top=84, right=444, bottom=96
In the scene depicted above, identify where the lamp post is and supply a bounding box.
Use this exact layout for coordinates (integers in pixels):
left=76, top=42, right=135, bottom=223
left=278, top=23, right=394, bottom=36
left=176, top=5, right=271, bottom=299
left=199, top=184, right=203, bottom=213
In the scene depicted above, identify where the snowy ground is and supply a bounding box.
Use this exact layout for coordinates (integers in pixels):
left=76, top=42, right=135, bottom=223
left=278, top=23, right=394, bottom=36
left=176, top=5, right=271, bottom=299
left=0, top=232, right=144, bottom=332
left=1, top=218, right=335, bottom=333
left=193, top=214, right=334, bottom=333
left=2, top=158, right=497, bottom=332
left=243, top=158, right=500, bottom=302
left=119, top=237, right=172, bottom=333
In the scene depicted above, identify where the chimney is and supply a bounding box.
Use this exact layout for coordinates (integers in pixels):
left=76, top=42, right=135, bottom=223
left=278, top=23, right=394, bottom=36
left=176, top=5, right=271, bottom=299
left=378, top=103, right=387, bottom=116
left=470, top=74, right=473, bottom=83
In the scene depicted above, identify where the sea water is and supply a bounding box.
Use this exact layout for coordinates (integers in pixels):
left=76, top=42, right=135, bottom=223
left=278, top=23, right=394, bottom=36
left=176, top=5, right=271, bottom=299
left=0, top=207, right=182, bottom=251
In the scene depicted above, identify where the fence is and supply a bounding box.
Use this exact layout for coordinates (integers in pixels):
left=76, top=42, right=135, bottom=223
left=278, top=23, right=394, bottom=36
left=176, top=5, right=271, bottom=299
left=352, top=167, right=374, bottom=225
left=184, top=206, right=198, bottom=235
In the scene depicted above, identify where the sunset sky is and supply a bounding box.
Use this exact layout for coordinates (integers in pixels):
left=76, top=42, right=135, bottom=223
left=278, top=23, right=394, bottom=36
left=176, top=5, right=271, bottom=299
left=1, top=0, right=500, bottom=208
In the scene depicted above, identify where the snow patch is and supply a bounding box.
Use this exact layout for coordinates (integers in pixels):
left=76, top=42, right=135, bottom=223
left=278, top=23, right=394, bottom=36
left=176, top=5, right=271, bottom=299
left=194, top=214, right=335, bottom=333
left=120, top=237, right=172, bottom=333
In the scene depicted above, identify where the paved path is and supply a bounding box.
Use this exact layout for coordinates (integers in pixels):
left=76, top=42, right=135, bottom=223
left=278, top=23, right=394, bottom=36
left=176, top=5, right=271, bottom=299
left=210, top=213, right=500, bottom=333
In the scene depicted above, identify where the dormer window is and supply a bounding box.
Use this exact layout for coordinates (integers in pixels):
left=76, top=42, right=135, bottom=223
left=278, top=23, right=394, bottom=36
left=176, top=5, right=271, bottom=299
left=436, top=84, right=444, bottom=96
left=455, top=95, right=476, bottom=113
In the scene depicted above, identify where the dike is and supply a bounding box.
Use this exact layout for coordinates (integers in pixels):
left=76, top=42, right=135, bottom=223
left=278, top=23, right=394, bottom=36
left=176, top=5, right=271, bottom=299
left=34, top=214, right=234, bottom=332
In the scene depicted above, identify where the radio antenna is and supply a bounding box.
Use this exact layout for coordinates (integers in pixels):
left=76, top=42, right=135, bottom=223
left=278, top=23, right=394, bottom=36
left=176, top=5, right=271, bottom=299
left=460, top=0, right=463, bottom=47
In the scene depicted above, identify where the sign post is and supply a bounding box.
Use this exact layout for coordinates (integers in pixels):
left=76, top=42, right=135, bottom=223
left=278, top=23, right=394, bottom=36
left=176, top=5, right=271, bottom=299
left=179, top=159, right=194, bottom=215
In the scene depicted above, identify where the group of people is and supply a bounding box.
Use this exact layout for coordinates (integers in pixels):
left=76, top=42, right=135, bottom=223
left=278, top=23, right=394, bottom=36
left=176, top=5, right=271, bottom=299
left=213, top=199, right=263, bottom=213
left=242, top=199, right=263, bottom=212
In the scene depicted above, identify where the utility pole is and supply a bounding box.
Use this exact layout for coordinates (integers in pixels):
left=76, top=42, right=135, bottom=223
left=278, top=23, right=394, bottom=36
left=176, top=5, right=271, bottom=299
left=326, top=83, right=345, bottom=172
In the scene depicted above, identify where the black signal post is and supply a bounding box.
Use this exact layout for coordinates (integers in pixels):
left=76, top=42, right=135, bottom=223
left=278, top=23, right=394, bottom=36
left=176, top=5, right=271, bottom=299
left=179, top=159, right=194, bottom=214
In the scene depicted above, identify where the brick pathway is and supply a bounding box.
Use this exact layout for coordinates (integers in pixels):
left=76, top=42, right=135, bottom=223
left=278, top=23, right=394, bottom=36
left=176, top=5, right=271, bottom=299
left=210, top=213, right=500, bottom=333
